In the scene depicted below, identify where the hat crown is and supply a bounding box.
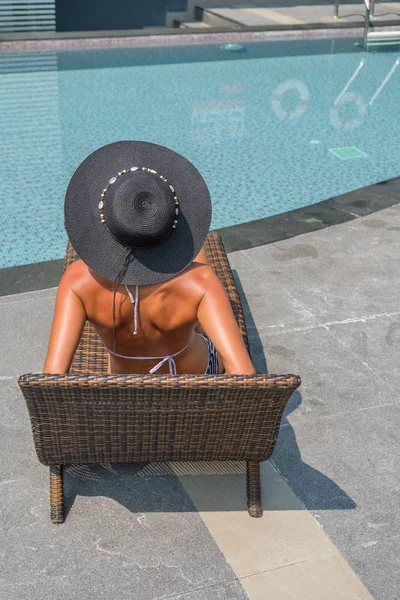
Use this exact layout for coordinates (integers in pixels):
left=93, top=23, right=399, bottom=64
left=104, top=170, right=176, bottom=248
left=64, top=140, right=212, bottom=285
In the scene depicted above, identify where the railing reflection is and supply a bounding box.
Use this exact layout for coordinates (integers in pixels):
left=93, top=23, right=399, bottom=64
left=333, top=0, right=339, bottom=19
left=269, top=66, right=370, bottom=132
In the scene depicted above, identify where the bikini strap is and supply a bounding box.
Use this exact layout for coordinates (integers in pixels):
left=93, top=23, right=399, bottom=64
left=107, top=341, right=191, bottom=375
left=118, top=283, right=191, bottom=374
left=125, top=284, right=139, bottom=335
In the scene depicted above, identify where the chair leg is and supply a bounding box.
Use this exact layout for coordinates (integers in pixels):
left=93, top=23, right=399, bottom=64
left=50, top=465, right=64, bottom=524
left=246, top=461, right=262, bottom=517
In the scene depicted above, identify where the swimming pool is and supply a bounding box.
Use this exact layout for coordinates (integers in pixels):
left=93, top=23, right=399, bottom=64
left=1, top=36, right=399, bottom=269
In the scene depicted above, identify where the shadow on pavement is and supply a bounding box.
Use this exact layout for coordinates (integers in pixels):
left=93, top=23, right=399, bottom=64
left=233, top=270, right=356, bottom=512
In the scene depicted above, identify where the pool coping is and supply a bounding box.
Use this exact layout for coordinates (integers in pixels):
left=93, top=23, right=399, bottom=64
left=220, top=176, right=400, bottom=253
left=0, top=26, right=364, bottom=52
left=1, top=177, right=399, bottom=297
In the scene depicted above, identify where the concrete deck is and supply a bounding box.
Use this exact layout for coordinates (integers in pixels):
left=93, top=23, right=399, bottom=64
left=1, top=204, right=399, bottom=599
left=196, top=1, right=400, bottom=29
left=2, top=1, right=400, bottom=42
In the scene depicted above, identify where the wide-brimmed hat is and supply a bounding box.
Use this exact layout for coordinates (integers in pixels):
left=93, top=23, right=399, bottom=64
left=64, top=141, right=212, bottom=285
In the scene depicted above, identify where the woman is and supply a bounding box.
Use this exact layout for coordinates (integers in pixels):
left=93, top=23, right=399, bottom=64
left=43, top=141, right=255, bottom=376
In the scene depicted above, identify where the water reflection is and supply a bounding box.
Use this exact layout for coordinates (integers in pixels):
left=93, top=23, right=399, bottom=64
left=270, top=78, right=310, bottom=122
left=1, top=40, right=400, bottom=269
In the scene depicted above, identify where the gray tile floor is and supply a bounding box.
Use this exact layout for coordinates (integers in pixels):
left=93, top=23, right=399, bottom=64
left=197, top=1, right=400, bottom=29
left=0, top=296, right=248, bottom=599
left=1, top=203, right=399, bottom=599
left=229, top=203, right=400, bottom=600
left=0, top=382, right=249, bottom=600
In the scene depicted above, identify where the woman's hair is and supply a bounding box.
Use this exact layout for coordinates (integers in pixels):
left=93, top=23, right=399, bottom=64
left=111, top=247, right=132, bottom=353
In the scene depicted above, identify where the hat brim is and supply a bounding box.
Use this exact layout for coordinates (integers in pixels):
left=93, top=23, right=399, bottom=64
left=64, top=141, right=212, bottom=285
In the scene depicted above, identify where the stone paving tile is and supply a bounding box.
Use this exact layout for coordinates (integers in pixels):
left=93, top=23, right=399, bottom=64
left=0, top=378, right=31, bottom=432
left=271, top=403, right=400, bottom=598
left=237, top=206, right=400, bottom=599
left=0, top=287, right=57, bottom=305
left=0, top=259, right=63, bottom=296
left=3, top=203, right=399, bottom=599
left=200, top=1, right=400, bottom=28
left=328, top=182, right=400, bottom=219
left=241, top=553, right=373, bottom=600
left=0, top=289, right=56, bottom=377
left=220, top=186, right=400, bottom=254
left=225, top=249, right=260, bottom=272
left=246, top=310, right=400, bottom=598
left=272, top=402, right=400, bottom=535
left=179, top=461, right=338, bottom=578
left=312, top=209, right=400, bottom=264
left=232, top=267, right=319, bottom=334
left=243, top=211, right=399, bottom=270
left=0, top=375, right=246, bottom=600
left=348, top=534, right=400, bottom=600
left=326, top=313, right=400, bottom=393
left=243, top=216, right=400, bottom=325
left=249, top=324, right=393, bottom=420
left=173, top=580, right=249, bottom=599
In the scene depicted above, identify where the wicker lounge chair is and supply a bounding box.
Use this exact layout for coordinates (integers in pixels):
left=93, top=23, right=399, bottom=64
left=18, top=232, right=300, bottom=523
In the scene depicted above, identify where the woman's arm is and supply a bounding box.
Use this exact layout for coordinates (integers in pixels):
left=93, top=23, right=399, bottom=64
left=43, top=267, right=87, bottom=374
left=197, top=270, right=255, bottom=375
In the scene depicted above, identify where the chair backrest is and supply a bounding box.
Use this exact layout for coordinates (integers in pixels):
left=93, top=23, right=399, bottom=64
left=21, top=231, right=301, bottom=467
left=18, top=373, right=301, bottom=465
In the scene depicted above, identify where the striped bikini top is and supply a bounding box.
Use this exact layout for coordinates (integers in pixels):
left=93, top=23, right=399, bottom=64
left=106, top=284, right=190, bottom=375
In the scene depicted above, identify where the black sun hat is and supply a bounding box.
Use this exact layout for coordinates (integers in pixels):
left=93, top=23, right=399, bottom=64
left=64, top=141, right=212, bottom=285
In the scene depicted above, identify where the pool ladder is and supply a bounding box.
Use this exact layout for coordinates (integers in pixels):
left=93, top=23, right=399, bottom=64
left=363, top=0, right=400, bottom=49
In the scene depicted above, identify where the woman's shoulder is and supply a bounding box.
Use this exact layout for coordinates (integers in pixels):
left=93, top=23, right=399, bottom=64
left=173, top=261, right=220, bottom=296
left=59, top=260, right=97, bottom=298
left=62, top=259, right=90, bottom=281
left=176, top=261, right=211, bottom=282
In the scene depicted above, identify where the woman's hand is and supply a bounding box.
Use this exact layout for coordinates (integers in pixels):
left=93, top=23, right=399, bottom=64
left=43, top=264, right=87, bottom=374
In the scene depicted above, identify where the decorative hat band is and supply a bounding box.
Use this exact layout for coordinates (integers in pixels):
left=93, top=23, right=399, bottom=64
left=98, top=166, right=180, bottom=232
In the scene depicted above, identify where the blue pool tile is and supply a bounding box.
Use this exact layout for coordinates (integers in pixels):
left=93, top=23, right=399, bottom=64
left=1, top=39, right=399, bottom=268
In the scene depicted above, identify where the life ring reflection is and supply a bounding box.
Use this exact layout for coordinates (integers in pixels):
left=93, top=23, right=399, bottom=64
left=271, top=79, right=310, bottom=122
left=330, top=92, right=366, bottom=131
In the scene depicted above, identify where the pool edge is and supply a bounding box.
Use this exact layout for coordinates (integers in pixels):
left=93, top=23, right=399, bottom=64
left=0, top=27, right=363, bottom=52
left=1, top=177, right=399, bottom=296
left=219, top=176, right=400, bottom=252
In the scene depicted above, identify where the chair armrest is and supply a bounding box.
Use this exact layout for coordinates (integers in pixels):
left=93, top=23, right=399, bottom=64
left=204, top=231, right=249, bottom=350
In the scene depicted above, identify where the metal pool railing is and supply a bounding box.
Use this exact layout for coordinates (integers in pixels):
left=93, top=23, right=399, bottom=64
left=363, top=0, right=400, bottom=48
left=333, top=0, right=376, bottom=19
left=364, top=0, right=371, bottom=48
left=333, top=0, right=339, bottom=19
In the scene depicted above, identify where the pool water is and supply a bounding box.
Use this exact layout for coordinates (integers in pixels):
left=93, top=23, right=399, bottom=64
left=1, top=38, right=399, bottom=268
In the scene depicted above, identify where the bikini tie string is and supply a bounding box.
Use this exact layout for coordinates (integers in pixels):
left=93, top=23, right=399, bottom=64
left=149, top=356, right=178, bottom=375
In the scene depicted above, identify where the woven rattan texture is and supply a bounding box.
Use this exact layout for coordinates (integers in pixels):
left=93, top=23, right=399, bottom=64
left=247, top=461, right=262, bottom=517
left=49, top=465, right=64, bottom=523
left=65, top=231, right=249, bottom=373
left=19, top=373, right=300, bottom=465
left=19, top=232, right=301, bottom=483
